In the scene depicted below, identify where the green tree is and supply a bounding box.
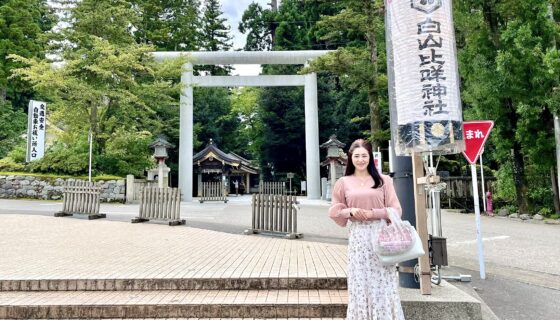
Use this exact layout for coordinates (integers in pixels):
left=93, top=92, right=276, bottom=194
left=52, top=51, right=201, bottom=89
left=0, top=0, right=55, bottom=106
left=309, top=0, right=388, bottom=150
left=10, top=0, right=185, bottom=175
left=455, top=0, right=560, bottom=213
left=229, top=87, right=264, bottom=160
left=134, top=0, right=201, bottom=51
left=0, top=0, right=55, bottom=157
left=200, top=0, right=232, bottom=75
left=238, top=2, right=274, bottom=51
left=0, top=100, right=26, bottom=159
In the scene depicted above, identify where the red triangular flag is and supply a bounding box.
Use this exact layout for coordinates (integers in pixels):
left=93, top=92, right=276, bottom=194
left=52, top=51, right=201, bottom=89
left=462, top=121, right=494, bottom=164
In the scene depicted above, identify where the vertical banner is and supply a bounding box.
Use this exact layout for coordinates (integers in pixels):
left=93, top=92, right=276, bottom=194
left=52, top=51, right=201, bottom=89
left=26, top=100, right=47, bottom=162
left=386, top=0, right=464, bottom=156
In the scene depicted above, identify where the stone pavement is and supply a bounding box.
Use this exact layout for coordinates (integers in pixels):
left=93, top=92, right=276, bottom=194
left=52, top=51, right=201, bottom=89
left=0, top=203, right=481, bottom=319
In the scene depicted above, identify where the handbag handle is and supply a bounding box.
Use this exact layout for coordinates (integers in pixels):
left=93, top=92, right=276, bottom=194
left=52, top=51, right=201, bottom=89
left=386, top=207, right=402, bottom=223
left=385, top=207, right=410, bottom=234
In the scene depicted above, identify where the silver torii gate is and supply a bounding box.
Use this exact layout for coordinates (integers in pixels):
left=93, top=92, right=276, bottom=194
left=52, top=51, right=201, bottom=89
left=153, top=50, right=331, bottom=201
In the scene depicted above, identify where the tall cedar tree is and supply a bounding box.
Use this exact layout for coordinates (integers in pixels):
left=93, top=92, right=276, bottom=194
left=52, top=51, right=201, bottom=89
left=0, top=0, right=54, bottom=158
left=200, top=0, right=232, bottom=75
left=134, top=0, right=201, bottom=51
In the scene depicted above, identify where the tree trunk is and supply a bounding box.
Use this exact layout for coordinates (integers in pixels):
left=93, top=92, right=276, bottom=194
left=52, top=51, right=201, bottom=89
left=511, top=146, right=529, bottom=214
left=368, top=87, right=380, bottom=151
left=551, top=166, right=560, bottom=214
left=366, top=25, right=380, bottom=150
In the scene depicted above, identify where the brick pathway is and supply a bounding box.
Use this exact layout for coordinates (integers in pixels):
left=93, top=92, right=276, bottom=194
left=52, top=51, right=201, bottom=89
left=0, top=214, right=481, bottom=319
left=0, top=214, right=347, bottom=281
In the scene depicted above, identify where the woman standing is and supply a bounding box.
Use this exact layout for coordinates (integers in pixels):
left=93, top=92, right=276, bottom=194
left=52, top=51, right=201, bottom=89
left=329, top=139, right=405, bottom=319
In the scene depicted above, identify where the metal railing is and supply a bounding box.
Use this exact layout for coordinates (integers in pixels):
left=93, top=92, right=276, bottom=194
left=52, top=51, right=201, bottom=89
left=245, top=194, right=302, bottom=239
left=54, top=180, right=105, bottom=219
left=200, top=182, right=227, bottom=203
left=132, top=187, right=184, bottom=226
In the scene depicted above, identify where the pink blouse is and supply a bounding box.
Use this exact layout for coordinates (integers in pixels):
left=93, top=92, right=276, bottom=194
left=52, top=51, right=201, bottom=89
left=329, top=175, right=402, bottom=227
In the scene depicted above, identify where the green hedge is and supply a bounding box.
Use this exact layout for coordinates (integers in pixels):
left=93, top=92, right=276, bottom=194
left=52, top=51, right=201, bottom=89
left=0, top=171, right=123, bottom=182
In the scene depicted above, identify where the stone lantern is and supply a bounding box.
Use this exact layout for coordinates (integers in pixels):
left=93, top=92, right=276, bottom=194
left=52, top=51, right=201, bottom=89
left=320, top=135, right=346, bottom=200
left=149, top=135, right=174, bottom=188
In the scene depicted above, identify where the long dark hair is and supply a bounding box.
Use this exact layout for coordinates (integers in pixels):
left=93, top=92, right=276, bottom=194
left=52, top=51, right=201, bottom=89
left=344, top=139, right=384, bottom=189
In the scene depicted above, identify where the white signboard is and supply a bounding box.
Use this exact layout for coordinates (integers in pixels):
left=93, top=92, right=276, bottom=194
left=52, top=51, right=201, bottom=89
left=26, top=100, right=47, bottom=162
left=372, top=151, right=382, bottom=174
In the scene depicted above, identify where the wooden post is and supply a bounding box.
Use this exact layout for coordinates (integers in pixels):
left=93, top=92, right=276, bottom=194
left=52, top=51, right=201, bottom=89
left=412, top=152, right=432, bottom=295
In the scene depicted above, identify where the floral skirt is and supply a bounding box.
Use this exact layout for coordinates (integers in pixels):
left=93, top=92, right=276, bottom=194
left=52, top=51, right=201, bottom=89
left=346, top=221, right=405, bottom=320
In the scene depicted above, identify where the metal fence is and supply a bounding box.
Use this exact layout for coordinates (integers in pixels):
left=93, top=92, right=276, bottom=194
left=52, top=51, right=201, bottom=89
left=259, top=181, right=286, bottom=195
left=54, top=180, right=105, bottom=219
left=200, top=182, right=227, bottom=203
left=132, top=187, right=184, bottom=226
left=245, top=194, right=302, bottom=239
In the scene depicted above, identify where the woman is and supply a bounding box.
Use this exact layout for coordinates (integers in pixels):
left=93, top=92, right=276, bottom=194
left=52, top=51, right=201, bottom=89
left=329, top=139, right=405, bottom=320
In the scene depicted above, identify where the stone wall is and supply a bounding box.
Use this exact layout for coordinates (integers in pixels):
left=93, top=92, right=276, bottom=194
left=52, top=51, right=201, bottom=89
left=0, top=175, right=126, bottom=202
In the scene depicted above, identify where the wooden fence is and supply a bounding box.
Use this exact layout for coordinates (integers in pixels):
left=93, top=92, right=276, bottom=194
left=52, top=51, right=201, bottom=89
left=200, top=182, right=227, bottom=203
left=132, top=187, right=185, bottom=226
left=259, top=181, right=286, bottom=195
left=245, top=194, right=302, bottom=239
left=440, top=176, right=495, bottom=210
left=126, top=175, right=158, bottom=204
left=54, top=180, right=105, bottom=219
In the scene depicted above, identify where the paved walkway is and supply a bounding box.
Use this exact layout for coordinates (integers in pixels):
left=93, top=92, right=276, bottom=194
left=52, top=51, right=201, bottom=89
left=0, top=214, right=347, bottom=281
left=0, top=206, right=483, bottom=319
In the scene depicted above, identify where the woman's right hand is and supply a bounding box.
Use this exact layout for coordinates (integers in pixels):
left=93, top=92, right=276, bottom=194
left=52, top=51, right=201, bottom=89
left=350, top=208, right=368, bottom=221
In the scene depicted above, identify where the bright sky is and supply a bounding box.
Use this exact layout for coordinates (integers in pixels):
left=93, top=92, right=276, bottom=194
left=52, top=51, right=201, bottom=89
left=220, top=0, right=274, bottom=75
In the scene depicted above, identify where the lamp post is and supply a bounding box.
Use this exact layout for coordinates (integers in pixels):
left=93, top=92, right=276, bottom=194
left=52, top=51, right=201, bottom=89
left=150, top=135, right=174, bottom=188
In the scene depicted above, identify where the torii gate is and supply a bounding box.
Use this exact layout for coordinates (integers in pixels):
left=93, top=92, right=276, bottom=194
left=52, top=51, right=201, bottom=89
left=153, top=50, right=331, bottom=202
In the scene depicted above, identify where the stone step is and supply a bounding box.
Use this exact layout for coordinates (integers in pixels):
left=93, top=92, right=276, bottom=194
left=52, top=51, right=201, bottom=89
left=0, top=282, right=484, bottom=319
left=0, top=289, right=348, bottom=319
left=0, top=277, right=346, bottom=292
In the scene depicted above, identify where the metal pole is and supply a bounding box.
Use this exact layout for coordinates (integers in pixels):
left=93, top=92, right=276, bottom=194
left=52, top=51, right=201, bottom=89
left=471, top=163, right=486, bottom=279
left=429, top=152, right=438, bottom=236
left=388, top=140, right=394, bottom=173
left=394, top=154, right=418, bottom=288
left=88, top=129, right=93, bottom=182
left=480, top=151, right=486, bottom=212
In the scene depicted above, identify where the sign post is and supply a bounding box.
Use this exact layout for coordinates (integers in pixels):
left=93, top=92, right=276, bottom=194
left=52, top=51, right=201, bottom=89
left=287, top=172, right=294, bottom=194
left=480, top=149, right=486, bottom=212
left=462, top=120, right=494, bottom=280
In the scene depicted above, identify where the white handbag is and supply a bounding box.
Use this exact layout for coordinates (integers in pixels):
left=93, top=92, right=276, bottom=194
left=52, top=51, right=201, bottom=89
left=374, top=208, right=425, bottom=266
